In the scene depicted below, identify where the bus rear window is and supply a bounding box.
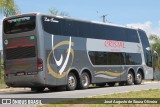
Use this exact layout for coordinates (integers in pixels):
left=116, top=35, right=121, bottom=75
left=3, top=16, right=36, bottom=34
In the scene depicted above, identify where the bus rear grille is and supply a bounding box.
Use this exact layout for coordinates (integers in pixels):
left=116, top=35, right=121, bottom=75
left=5, top=46, right=36, bottom=60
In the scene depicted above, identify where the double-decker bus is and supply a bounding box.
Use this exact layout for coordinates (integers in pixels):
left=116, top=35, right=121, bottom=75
left=2, top=13, right=153, bottom=92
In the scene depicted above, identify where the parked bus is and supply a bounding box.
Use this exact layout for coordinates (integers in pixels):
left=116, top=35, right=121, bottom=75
left=2, top=13, right=153, bottom=91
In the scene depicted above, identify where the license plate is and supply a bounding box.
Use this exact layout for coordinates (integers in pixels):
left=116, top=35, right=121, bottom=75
left=16, top=72, right=25, bottom=76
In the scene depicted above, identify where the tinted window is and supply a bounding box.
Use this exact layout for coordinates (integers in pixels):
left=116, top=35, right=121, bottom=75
left=105, top=26, right=127, bottom=41
left=126, top=29, right=139, bottom=43
left=138, top=30, right=152, bottom=67
left=62, top=20, right=78, bottom=37
left=138, top=30, right=150, bottom=46
left=4, top=16, right=35, bottom=34
left=125, top=53, right=142, bottom=65
left=107, top=52, right=125, bottom=65
left=42, top=15, right=140, bottom=43
left=91, top=25, right=127, bottom=41
left=77, top=22, right=92, bottom=38
left=89, top=51, right=142, bottom=65
left=89, top=51, right=125, bottom=65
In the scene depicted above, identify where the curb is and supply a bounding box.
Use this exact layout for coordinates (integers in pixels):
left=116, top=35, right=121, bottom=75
left=0, top=88, right=30, bottom=93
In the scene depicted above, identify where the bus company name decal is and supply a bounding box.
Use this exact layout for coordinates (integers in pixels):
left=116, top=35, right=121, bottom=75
left=104, top=40, right=125, bottom=48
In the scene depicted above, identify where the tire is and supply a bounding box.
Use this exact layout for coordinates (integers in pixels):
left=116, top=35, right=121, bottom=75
left=126, top=71, right=134, bottom=85
left=79, top=72, right=90, bottom=89
left=108, top=82, right=116, bottom=87
left=96, top=83, right=106, bottom=87
left=66, top=72, right=77, bottom=91
left=134, top=72, right=143, bottom=85
left=31, top=87, right=45, bottom=92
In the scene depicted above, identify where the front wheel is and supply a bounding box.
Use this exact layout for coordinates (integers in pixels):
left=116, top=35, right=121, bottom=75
left=79, top=72, right=90, bottom=89
left=134, top=72, right=143, bottom=85
left=66, top=73, right=77, bottom=91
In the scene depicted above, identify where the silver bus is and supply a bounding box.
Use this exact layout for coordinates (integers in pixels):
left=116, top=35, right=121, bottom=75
left=2, top=13, right=153, bottom=92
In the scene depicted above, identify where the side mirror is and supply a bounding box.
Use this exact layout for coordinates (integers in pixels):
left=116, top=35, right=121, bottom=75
left=146, top=47, right=151, bottom=51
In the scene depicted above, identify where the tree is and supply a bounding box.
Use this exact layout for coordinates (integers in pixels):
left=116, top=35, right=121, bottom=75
left=149, top=34, right=160, bottom=68
left=49, top=8, right=69, bottom=17
left=149, top=34, right=160, bottom=54
left=0, top=0, right=20, bottom=17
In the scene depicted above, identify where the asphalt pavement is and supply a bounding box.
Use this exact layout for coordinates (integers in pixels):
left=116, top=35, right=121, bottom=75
left=0, top=82, right=160, bottom=98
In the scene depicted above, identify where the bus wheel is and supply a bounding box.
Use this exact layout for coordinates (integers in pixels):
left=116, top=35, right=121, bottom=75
left=134, top=72, right=142, bottom=85
left=96, top=83, right=106, bottom=87
left=66, top=72, right=77, bottom=91
left=80, top=72, right=90, bottom=89
left=108, top=82, right=116, bottom=87
left=126, top=72, right=134, bottom=85
left=31, top=87, right=45, bottom=92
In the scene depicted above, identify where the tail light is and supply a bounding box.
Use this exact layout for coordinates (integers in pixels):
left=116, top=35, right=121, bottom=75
left=37, top=58, right=43, bottom=71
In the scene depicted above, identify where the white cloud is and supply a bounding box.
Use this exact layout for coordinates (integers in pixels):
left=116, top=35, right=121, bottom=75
left=126, top=21, right=160, bottom=37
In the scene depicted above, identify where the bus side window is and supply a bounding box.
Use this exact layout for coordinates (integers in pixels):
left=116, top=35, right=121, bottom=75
left=126, top=29, right=140, bottom=43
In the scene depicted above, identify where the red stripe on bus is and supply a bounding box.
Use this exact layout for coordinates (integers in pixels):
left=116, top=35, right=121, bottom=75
left=6, top=44, right=35, bottom=49
left=6, top=46, right=18, bottom=49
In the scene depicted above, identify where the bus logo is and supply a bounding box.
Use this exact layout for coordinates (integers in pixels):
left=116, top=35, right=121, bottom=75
left=47, top=35, right=75, bottom=78
left=44, top=17, right=59, bottom=23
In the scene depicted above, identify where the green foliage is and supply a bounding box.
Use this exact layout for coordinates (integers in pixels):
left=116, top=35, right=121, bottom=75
left=149, top=34, right=160, bottom=54
left=0, top=54, right=5, bottom=86
left=149, top=34, right=160, bottom=69
left=49, top=8, right=69, bottom=17
left=39, top=89, right=160, bottom=107
left=0, top=0, right=20, bottom=17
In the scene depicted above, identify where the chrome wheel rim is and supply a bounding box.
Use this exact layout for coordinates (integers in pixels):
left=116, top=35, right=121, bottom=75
left=128, top=73, right=133, bottom=84
left=68, top=76, right=76, bottom=88
left=82, top=75, right=89, bottom=87
left=136, top=73, right=142, bottom=82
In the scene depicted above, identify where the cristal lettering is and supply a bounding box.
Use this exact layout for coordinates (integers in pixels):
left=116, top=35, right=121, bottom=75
left=104, top=40, right=125, bottom=48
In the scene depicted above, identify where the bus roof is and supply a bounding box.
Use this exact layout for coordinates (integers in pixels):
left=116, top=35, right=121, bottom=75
left=4, top=12, right=141, bottom=31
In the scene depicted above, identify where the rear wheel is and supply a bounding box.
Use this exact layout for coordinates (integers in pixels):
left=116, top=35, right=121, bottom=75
left=108, top=82, right=116, bottom=87
left=134, top=71, right=143, bottom=85
left=126, top=71, right=134, bottom=85
left=66, top=73, right=77, bottom=91
left=31, top=87, right=45, bottom=92
left=79, top=72, right=90, bottom=89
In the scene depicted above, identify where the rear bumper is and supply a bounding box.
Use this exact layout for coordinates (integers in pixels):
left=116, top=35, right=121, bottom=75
left=4, top=71, right=45, bottom=87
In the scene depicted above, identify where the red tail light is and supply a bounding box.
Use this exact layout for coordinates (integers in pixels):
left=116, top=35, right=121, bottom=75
left=37, top=58, right=43, bottom=71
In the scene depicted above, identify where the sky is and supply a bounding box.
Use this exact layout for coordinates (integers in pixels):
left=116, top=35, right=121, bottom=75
left=0, top=0, right=160, bottom=49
